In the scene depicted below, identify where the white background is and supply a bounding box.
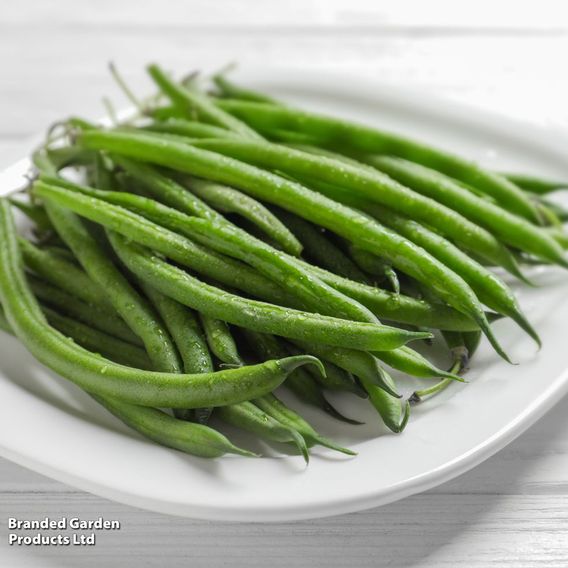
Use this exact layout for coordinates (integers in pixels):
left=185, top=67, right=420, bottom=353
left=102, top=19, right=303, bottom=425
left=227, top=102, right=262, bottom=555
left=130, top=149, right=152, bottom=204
left=1, top=1, right=568, bottom=566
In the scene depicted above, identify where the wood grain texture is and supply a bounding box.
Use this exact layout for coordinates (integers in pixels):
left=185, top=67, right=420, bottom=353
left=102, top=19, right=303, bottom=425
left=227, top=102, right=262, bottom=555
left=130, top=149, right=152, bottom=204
left=1, top=1, right=568, bottom=566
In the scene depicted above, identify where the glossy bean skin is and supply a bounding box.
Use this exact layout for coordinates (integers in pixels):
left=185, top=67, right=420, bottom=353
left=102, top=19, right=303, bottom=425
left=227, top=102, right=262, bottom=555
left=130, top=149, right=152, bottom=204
left=141, top=284, right=213, bottom=375
left=108, top=231, right=430, bottom=351
left=185, top=178, right=302, bottom=256
left=93, top=395, right=256, bottom=458
left=29, top=275, right=142, bottom=346
left=20, top=238, right=113, bottom=309
left=214, top=99, right=540, bottom=222
left=44, top=202, right=182, bottom=373
left=191, top=138, right=520, bottom=275
left=216, top=401, right=309, bottom=462
left=38, top=179, right=378, bottom=325
left=77, top=130, right=497, bottom=351
left=307, top=182, right=538, bottom=344
left=35, top=179, right=290, bottom=306
left=199, top=314, right=243, bottom=367
left=276, top=209, right=369, bottom=283
left=254, top=393, right=356, bottom=455
left=0, top=310, right=255, bottom=458
left=242, top=329, right=362, bottom=425
left=0, top=199, right=320, bottom=408
left=366, top=156, right=566, bottom=267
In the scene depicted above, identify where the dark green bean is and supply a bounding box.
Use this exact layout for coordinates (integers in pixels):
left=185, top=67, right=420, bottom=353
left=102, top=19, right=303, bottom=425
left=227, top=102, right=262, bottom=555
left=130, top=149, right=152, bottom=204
left=29, top=275, right=142, bottom=345
left=20, top=238, right=113, bottom=309
left=43, top=306, right=152, bottom=369
left=77, top=130, right=502, bottom=358
left=0, top=199, right=320, bottom=408
left=365, top=156, right=566, bottom=267
left=242, top=329, right=362, bottom=425
left=93, top=395, right=256, bottom=458
left=44, top=202, right=182, bottom=373
left=255, top=393, right=356, bottom=455
left=216, top=401, right=309, bottom=463
left=184, top=178, right=303, bottom=256
left=200, top=314, right=243, bottom=367
left=214, top=99, right=540, bottom=222
left=502, top=173, right=568, bottom=195
left=108, top=231, right=429, bottom=351
left=349, top=245, right=400, bottom=293
left=276, top=209, right=369, bottom=282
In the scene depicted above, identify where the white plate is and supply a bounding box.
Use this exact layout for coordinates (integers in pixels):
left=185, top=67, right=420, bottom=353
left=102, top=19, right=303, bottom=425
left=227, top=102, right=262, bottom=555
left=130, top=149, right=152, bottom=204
left=1, top=70, right=568, bottom=522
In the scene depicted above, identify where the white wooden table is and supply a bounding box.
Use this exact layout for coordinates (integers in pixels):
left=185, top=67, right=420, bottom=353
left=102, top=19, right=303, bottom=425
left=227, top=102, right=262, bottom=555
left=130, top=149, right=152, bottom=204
left=2, top=2, right=568, bottom=565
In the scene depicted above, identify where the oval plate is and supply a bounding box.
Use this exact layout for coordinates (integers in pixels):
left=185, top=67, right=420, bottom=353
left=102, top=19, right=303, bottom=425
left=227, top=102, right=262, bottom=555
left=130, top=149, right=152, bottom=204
left=1, top=70, right=568, bottom=521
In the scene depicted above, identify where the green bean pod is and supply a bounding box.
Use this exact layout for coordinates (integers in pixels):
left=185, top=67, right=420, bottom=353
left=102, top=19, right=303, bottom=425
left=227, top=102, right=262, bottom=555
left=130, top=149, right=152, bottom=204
left=349, top=245, right=400, bottom=293
left=29, top=275, right=142, bottom=345
left=44, top=202, right=182, bottom=373
left=216, top=401, right=309, bottom=462
left=366, top=156, right=566, bottom=267
left=184, top=178, right=303, bottom=256
left=242, top=329, right=362, bottom=425
left=214, top=99, right=540, bottom=222
left=77, top=130, right=503, bottom=359
left=93, top=395, right=256, bottom=458
left=199, top=314, right=243, bottom=367
left=0, top=199, right=321, bottom=408
left=42, top=307, right=152, bottom=369
left=276, top=210, right=369, bottom=282
left=254, top=393, right=356, bottom=455
left=108, top=231, right=429, bottom=351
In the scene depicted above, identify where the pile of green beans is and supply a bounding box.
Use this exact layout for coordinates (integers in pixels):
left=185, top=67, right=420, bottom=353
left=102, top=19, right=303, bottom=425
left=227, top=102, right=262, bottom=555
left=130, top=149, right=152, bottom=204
left=1, top=63, right=565, bottom=465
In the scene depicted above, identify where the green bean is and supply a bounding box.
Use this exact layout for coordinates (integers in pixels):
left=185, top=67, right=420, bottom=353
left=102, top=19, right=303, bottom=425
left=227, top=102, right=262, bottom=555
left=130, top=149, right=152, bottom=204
left=36, top=180, right=382, bottom=325
left=77, top=131, right=500, bottom=356
left=92, top=395, right=256, bottom=458
left=216, top=401, right=309, bottom=463
left=291, top=340, right=400, bottom=398
left=114, top=157, right=220, bottom=220
left=109, top=231, right=429, bottom=351
left=534, top=196, right=568, bottom=223
left=314, top=185, right=538, bottom=345
left=255, top=393, right=356, bottom=455
left=410, top=330, right=482, bottom=403
left=192, top=138, right=524, bottom=278
left=184, top=178, right=303, bottom=256
left=44, top=202, right=182, bottom=373
left=349, top=245, right=400, bottom=293
left=365, top=156, right=566, bottom=267
left=0, top=199, right=320, bottom=407
left=147, top=64, right=262, bottom=139
left=242, top=329, right=362, bottom=425
left=144, top=118, right=239, bottom=140
left=276, top=209, right=369, bottom=282
left=34, top=179, right=290, bottom=306
left=200, top=314, right=243, bottom=367
left=286, top=342, right=365, bottom=398
left=0, top=306, right=253, bottom=457
left=141, top=283, right=213, bottom=374
left=214, top=99, right=540, bottom=222
left=374, top=345, right=462, bottom=381
left=42, top=306, right=152, bottom=369
left=8, top=198, right=53, bottom=233
left=502, top=173, right=568, bottom=194
left=20, top=238, right=113, bottom=309
left=29, top=275, right=142, bottom=345
left=213, top=74, right=278, bottom=104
